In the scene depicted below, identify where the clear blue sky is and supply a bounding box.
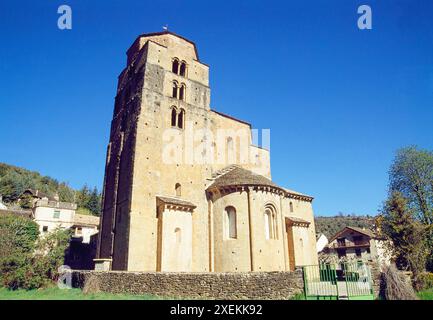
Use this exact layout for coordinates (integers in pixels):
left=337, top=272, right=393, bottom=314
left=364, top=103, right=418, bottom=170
left=1, top=0, right=433, bottom=216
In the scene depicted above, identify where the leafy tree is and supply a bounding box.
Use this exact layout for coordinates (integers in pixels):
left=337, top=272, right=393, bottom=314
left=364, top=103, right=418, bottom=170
left=388, top=146, right=433, bottom=270
left=0, top=214, right=71, bottom=290
left=380, top=191, right=428, bottom=277
left=86, top=187, right=101, bottom=216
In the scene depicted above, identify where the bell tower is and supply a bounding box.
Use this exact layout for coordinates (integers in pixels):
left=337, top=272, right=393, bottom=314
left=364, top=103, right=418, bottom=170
left=97, top=31, right=211, bottom=271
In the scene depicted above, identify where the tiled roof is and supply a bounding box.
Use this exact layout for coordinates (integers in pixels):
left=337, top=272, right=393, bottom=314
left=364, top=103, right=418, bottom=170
left=73, top=214, right=100, bottom=227
left=156, top=196, right=196, bottom=208
left=207, top=166, right=280, bottom=190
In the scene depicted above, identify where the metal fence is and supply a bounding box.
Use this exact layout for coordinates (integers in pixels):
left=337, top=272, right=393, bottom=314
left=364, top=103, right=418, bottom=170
left=303, top=262, right=374, bottom=300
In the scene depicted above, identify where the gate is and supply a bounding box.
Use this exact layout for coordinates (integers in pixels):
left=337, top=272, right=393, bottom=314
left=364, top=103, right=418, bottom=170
left=302, top=262, right=374, bottom=300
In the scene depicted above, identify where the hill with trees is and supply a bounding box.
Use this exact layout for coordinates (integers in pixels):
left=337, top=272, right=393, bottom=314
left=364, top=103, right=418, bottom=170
left=0, top=163, right=101, bottom=216
left=314, top=214, right=375, bottom=238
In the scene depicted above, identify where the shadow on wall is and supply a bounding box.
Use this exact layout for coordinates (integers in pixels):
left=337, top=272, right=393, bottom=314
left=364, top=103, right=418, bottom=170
left=65, top=234, right=98, bottom=270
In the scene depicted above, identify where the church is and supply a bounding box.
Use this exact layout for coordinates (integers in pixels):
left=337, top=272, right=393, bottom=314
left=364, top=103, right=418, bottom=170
left=96, top=31, right=319, bottom=272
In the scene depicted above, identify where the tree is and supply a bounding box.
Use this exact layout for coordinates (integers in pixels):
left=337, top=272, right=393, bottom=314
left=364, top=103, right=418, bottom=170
left=389, top=146, right=433, bottom=270
left=380, top=192, right=428, bottom=276
left=87, top=187, right=101, bottom=216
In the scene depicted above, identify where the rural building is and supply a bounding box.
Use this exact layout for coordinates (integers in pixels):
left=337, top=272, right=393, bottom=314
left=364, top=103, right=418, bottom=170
left=321, top=226, right=391, bottom=266
left=96, top=31, right=319, bottom=272
left=33, top=198, right=99, bottom=243
left=316, top=233, right=328, bottom=252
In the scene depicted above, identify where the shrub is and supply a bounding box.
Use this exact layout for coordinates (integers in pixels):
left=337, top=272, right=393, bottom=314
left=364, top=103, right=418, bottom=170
left=381, top=264, right=418, bottom=300
left=414, top=272, right=433, bottom=291
left=0, top=214, right=71, bottom=290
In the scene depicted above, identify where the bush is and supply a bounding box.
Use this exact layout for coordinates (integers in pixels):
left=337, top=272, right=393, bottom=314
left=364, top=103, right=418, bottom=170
left=414, top=272, right=433, bottom=291
left=0, top=214, right=71, bottom=290
left=381, top=264, right=418, bottom=300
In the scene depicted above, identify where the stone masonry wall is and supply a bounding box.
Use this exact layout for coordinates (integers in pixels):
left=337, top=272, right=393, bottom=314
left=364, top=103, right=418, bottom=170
left=72, top=269, right=304, bottom=299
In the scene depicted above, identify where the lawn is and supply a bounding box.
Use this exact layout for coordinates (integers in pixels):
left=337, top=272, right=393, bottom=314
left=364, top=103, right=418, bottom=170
left=417, top=289, right=433, bottom=300
left=0, top=287, right=163, bottom=300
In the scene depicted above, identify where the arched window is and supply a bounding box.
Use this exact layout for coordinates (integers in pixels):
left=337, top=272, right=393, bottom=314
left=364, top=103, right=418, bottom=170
left=172, top=58, right=179, bottom=74
left=179, top=83, right=185, bottom=101
left=178, top=109, right=185, bottom=129
left=264, top=206, right=278, bottom=240
left=172, top=81, right=178, bottom=98
left=175, top=227, right=181, bottom=243
left=175, top=183, right=181, bottom=197
left=224, top=206, right=237, bottom=239
left=171, top=107, right=177, bottom=127
left=289, top=202, right=294, bottom=213
left=180, top=61, right=187, bottom=77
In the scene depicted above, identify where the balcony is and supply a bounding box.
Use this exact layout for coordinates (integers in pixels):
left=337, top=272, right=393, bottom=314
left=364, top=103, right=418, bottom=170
left=330, top=241, right=370, bottom=249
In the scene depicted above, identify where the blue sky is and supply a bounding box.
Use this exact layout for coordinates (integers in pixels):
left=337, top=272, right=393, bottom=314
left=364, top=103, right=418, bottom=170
left=1, top=0, right=432, bottom=216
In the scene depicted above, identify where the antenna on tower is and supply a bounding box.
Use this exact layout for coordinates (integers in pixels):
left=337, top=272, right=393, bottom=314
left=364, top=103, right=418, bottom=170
left=162, top=24, right=168, bottom=31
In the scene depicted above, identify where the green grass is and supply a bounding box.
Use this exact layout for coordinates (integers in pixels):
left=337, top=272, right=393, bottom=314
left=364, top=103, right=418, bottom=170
left=417, top=289, right=433, bottom=300
left=0, top=287, right=163, bottom=300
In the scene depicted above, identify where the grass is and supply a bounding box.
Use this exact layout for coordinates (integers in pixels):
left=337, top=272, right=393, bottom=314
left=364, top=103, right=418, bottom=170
left=417, top=288, right=433, bottom=300
left=0, top=287, right=164, bottom=300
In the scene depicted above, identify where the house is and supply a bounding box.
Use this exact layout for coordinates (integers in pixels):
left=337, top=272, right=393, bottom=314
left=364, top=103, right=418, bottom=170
left=18, top=189, right=57, bottom=208
left=0, top=195, right=7, bottom=210
left=32, top=198, right=100, bottom=270
left=33, top=198, right=99, bottom=244
left=322, top=226, right=391, bottom=266
left=96, top=31, right=319, bottom=272
left=316, top=233, right=328, bottom=253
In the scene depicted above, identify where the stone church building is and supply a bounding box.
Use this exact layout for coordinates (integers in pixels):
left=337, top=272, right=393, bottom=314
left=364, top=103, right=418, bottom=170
left=96, top=31, right=318, bottom=272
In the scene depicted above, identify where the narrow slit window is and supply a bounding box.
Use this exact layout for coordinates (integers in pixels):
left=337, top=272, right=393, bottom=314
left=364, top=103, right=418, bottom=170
left=224, top=206, right=237, bottom=239
left=180, top=61, right=187, bottom=77
left=172, top=82, right=178, bottom=98
left=171, top=108, right=177, bottom=127
left=172, top=59, right=179, bottom=74
left=178, top=109, right=184, bottom=129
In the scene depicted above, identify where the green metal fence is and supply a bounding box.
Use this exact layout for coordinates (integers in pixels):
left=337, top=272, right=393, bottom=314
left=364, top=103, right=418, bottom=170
left=303, top=262, right=374, bottom=300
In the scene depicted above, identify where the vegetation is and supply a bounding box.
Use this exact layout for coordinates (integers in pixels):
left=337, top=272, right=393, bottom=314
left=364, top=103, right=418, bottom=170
left=417, top=289, right=433, bottom=300
left=381, top=264, right=418, bottom=300
left=0, top=287, right=162, bottom=300
left=315, top=214, right=374, bottom=238
left=380, top=192, right=428, bottom=277
left=0, top=214, right=71, bottom=290
left=380, top=146, right=433, bottom=274
left=0, top=162, right=101, bottom=216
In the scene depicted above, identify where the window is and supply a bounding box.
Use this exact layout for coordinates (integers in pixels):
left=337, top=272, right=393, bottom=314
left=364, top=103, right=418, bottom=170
left=180, top=61, right=187, bottom=77
left=337, top=238, right=346, bottom=247
left=172, top=81, right=178, bottom=98
left=264, top=206, right=278, bottom=239
left=175, top=183, right=181, bottom=197
left=178, top=109, right=184, bottom=129
left=175, top=228, right=181, bottom=243
left=42, top=226, right=48, bottom=233
left=53, top=210, right=60, bottom=219
left=355, top=249, right=362, bottom=257
left=171, top=107, right=177, bottom=127
left=337, top=249, right=346, bottom=258
left=289, top=202, right=294, bottom=213
left=366, top=247, right=371, bottom=254
left=224, top=206, right=237, bottom=239
left=172, top=58, right=179, bottom=74
left=179, top=83, right=185, bottom=101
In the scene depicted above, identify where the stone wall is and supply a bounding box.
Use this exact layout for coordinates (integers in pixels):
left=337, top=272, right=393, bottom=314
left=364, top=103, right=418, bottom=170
left=72, top=269, right=304, bottom=299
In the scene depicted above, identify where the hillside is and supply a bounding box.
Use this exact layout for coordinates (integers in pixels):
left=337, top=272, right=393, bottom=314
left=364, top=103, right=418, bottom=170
left=314, top=215, right=375, bottom=238
left=0, top=163, right=101, bottom=215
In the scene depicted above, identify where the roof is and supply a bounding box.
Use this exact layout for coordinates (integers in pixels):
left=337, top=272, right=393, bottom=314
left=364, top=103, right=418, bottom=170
left=22, top=189, right=56, bottom=201
left=207, top=166, right=280, bottom=190
left=206, top=166, right=314, bottom=201
left=73, top=214, right=100, bottom=227
left=156, top=196, right=196, bottom=209
left=210, top=110, right=251, bottom=127
left=131, top=31, right=200, bottom=61
left=286, top=216, right=311, bottom=227
left=328, top=226, right=376, bottom=243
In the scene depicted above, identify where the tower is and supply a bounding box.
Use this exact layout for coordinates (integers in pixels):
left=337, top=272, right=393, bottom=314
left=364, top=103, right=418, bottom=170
left=97, top=31, right=213, bottom=271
